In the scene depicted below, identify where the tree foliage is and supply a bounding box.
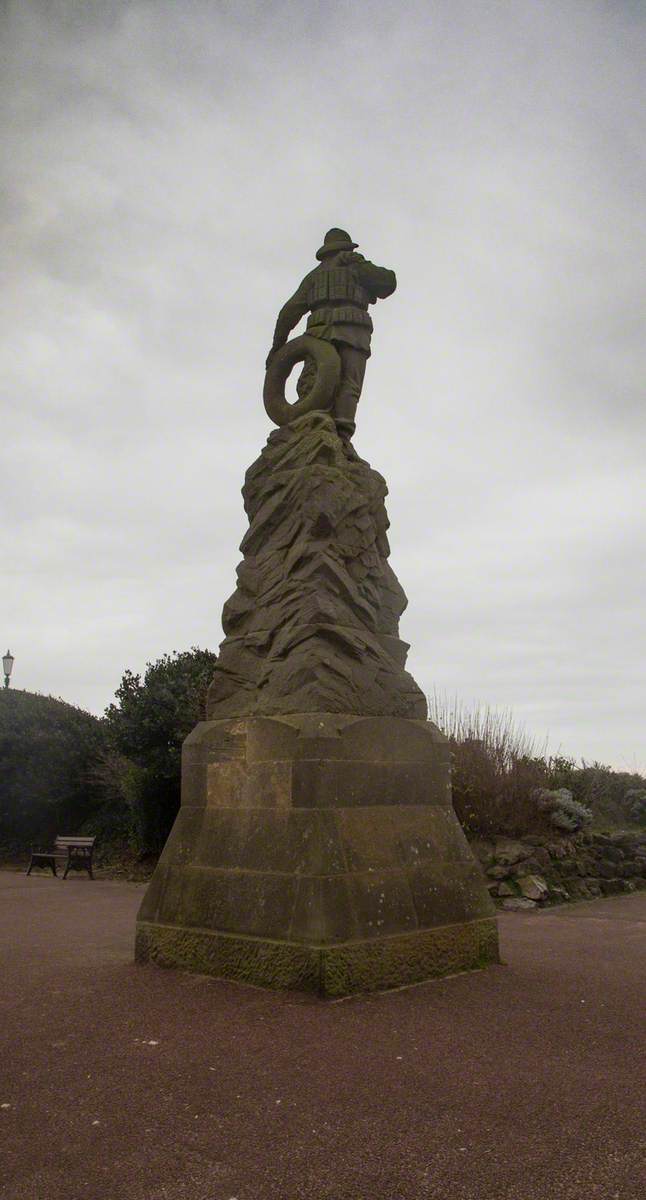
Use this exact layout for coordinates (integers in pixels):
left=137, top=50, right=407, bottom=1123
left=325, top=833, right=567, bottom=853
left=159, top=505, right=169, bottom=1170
left=0, top=689, right=105, bottom=851
left=103, top=647, right=217, bottom=853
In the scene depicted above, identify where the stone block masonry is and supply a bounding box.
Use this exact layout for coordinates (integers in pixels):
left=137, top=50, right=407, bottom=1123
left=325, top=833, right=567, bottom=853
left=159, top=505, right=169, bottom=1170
left=136, top=713, right=498, bottom=996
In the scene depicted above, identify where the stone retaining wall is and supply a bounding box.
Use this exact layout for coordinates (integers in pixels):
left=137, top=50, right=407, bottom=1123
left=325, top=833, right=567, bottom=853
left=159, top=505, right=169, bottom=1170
left=470, top=831, right=646, bottom=911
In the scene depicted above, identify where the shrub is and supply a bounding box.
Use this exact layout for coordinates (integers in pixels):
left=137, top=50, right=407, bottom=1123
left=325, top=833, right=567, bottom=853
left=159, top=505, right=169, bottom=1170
left=84, top=751, right=149, bottom=851
left=427, top=692, right=549, bottom=838
left=0, top=690, right=105, bottom=852
left=545, top=760, right=646, bottom=828
left=103, top=647, right=217, bottom=854
left=532, top=787, right=593, bottom=832
left=428, top=692, right=646, bottom=838
left=625, top=789, right=646, bottom=825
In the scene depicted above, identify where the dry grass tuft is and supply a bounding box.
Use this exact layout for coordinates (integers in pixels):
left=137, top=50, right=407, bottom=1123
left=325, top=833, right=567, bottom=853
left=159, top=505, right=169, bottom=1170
left=427, top=691, right=549, bottom=838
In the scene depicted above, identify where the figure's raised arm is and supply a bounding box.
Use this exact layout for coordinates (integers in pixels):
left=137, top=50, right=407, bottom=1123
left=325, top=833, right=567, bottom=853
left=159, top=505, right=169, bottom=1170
left=268, top=277, right=311, bottom=364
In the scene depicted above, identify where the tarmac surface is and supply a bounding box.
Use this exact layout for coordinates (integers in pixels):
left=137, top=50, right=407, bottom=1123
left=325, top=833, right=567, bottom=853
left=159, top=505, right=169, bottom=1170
left=0, top=871, right=644, bottom=1200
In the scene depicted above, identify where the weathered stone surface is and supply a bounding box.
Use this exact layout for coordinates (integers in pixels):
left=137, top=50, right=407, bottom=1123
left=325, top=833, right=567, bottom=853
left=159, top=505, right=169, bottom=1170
left=517, top=875, right=549, bottom=901
left=487, top=864, right=511, bottom=880
left=510, top=858, right=543, bottom=878
left=502, top=897, right=537, bottom=911
left=265, top=229, right=396, bottom=440
left=135, top=390, right=501, bottom=993
left=136, top=713, right=499, bottom=995
left=550, top=885, right=570, bottom=903
left=497, top=881, right=516, bottom=897
left=136, top=916, right=499, bottom=997
left=482, top=829, right=646, bottom=911
left=471, top=840, right=495, bottom=867
left=557, top=858, right=577, bottom=875
left=599, top=878, right=624, bottom=895
left=206, top=412, right=427, bottom=721
left=494, top=840, right=531, bottom=866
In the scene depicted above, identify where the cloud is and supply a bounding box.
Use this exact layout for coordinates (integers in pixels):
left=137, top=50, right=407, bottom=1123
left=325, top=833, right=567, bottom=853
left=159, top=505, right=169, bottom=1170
left=1, top=0, right=644, bottom=769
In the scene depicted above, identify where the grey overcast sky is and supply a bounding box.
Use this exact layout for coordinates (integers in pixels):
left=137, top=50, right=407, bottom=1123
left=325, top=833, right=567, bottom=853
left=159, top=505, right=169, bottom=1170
left=1, top=0, right=644, bottom=769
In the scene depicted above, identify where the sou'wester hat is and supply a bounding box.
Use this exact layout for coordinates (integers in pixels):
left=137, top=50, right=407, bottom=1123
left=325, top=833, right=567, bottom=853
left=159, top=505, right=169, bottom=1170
left=316, top=228, right=359, bottom=260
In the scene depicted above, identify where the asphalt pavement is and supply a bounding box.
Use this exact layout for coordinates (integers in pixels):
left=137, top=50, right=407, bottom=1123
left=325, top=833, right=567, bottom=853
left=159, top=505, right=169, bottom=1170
left=1, top=870, right=644, bottom=1200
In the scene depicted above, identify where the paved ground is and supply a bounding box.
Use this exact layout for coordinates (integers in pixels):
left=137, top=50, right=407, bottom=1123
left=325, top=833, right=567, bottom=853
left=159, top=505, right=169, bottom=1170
left=0, top=872, right=644, bottom=1200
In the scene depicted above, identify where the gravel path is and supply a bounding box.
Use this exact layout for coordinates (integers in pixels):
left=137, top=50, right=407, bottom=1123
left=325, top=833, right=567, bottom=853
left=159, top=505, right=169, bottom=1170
left=1, top=871, right=644, bottom=1200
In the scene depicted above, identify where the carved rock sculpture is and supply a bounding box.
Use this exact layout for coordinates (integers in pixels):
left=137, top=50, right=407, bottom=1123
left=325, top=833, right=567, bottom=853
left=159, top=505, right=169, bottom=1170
left=207, top=411, right=427, bottom=721
left=135, top=233, right=499, bottom=995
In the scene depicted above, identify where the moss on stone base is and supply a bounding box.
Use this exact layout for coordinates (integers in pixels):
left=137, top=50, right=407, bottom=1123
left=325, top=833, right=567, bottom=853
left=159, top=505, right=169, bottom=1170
left=320, top=917, right=499, bottom=996
left=135, top=921, right=320, bottom=992
left=135, top=917, right=499, bottom=997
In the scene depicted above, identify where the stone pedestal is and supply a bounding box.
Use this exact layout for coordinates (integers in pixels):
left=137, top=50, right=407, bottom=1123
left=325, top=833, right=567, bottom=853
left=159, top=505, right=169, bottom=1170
left=136, top=410, right=499, bottom=993
left=136, top=712, right=499, bottom=996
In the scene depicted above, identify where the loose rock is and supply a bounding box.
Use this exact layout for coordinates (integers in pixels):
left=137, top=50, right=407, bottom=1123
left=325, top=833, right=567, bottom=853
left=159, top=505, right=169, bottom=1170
left=517, top=875, right=549, bottom=902
left=494, top=841, right=531, bottom=867
left=497, top=882, right=516, bottom=897
left=486, top=865, right=511, bottom=880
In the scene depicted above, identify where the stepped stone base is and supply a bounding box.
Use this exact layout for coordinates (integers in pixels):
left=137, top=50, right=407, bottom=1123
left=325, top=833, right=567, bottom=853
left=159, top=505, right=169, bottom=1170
left=135, top=713, right=499, bottom=996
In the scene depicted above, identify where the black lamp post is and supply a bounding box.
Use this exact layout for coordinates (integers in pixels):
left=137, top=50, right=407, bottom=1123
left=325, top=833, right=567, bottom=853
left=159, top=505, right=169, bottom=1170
left=3, top=650, right=14, bottom=688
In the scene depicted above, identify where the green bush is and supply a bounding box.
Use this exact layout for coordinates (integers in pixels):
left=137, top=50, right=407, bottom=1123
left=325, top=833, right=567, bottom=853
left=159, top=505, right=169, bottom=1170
left=83, top=751, right=148, bottom=850
left=103, top=647, right=217, bottom=854
left=0, top=650, right=218, bottom=861
left=544, top=757, right=646, bottom=828
left=0, top=689, right=105, bottom=852
left=623, top=788, right=646, bottom=825
left=533, top=787, right=593, bottom=832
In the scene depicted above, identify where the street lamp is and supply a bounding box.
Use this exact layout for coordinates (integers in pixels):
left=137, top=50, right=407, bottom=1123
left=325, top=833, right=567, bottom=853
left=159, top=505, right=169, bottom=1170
left=3, top=650, right=14, bottom=688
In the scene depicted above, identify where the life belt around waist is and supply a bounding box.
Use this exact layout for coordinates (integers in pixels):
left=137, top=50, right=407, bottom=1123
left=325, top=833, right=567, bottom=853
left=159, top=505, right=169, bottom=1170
left=263, top=334, right=341, bottom=428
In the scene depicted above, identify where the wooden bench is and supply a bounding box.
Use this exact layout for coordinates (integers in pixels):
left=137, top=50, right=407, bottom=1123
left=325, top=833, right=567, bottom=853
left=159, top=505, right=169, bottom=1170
left=27, top=836, right=96, bottom=880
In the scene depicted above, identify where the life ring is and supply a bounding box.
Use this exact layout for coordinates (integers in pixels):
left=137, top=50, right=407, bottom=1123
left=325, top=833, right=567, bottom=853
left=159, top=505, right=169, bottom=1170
left=263, top=334, right=341, bottom=427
